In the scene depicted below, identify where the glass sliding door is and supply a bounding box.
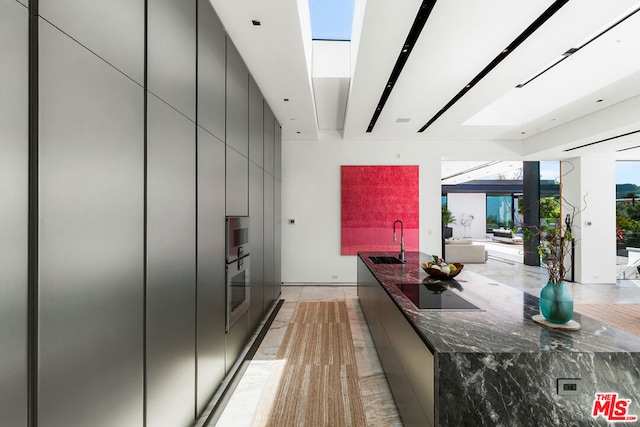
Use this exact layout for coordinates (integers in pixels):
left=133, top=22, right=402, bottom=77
left=486, top=194, right=514, bottom=232
left=615, top=161, right=640, bottom=279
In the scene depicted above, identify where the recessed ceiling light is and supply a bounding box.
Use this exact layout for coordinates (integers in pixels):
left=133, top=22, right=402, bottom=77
left=396, top=118, right=411, bottom=123
left=284, top=98, right=289, bottom=102
left=296, top=131, right=301, bottom=134
left=596, top=99, right=604, bottom=103
left=521, top=131, right=526, bottom=135
left=252, top=20, right=261, bottom=26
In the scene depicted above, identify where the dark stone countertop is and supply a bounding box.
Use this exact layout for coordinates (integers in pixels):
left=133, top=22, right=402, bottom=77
left=358, top=251, right=640, bottom=355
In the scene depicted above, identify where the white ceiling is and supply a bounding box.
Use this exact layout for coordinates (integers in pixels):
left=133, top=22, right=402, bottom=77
left=210, top=0, right=640, bottom=166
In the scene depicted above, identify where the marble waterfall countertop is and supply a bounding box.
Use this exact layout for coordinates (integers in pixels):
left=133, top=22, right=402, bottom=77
left=359, top=251, right=640, bottom=426
left=359, top=251, right=640, bottom=354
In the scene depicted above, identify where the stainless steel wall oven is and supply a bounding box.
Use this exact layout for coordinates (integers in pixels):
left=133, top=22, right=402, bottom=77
left=225, top=216, right=250, bottom=332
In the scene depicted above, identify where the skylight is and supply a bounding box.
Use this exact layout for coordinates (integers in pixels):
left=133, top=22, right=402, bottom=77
left=308, top=0, right=355, bottom=41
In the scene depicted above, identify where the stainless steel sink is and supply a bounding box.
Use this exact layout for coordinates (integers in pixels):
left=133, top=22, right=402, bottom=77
left=369, top=256, right=404, bottom=264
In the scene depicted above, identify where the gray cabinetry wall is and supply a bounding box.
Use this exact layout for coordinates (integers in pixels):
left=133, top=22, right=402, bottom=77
left=4, top=1, right=281, bottom=424
left=38, top=18, right=145, bottom=427
left=0, top=1, right=28, bottom=425
left=146, top=95, right=197, bottom=427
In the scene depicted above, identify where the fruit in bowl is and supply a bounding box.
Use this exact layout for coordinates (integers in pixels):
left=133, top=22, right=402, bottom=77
left=421, top=256, right=463, bottom=279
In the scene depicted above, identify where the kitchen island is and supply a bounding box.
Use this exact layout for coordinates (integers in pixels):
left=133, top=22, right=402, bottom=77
left=357, top=251, right=640, bottom=427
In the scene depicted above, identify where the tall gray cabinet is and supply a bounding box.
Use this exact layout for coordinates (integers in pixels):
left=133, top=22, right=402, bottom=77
left=196, top=0, right=227, bottom=415
left=38, top=8, right=145, bottom=427
left=0, top=1, right=28, bottom=425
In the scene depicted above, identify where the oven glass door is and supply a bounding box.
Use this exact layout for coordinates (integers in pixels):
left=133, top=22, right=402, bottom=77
left=226, top=216, right=249, bottom=262
left=226, top=255, right=250, bottom=332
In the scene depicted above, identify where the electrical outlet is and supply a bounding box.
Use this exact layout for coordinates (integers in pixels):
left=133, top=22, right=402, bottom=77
left=557, top=378, right=581, bottom=396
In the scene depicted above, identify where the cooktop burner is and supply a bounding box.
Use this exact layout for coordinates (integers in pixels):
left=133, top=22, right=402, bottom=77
left=395, top=278, right=480, bottom=310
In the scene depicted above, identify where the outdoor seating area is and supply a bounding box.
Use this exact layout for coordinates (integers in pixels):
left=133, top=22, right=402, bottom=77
left=491, top=228, right=524, bottom=244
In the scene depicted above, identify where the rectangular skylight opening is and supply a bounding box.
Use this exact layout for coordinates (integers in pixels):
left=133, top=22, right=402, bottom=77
left=309, top=0, right=355, bottom=41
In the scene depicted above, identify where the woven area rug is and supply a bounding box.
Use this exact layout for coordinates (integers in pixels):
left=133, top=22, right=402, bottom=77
left=574, top=303, right=640, bottom=336
left=254, top=301, right=367, bottom=426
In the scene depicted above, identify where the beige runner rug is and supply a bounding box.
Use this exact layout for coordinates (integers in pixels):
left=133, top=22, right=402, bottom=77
left=255, top=301, right=367, bottom=426
left=574, top=303, right=640, bottom=336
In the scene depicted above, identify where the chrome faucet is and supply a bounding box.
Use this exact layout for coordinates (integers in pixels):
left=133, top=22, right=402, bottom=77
left=389, top=219, right=405, bottom=263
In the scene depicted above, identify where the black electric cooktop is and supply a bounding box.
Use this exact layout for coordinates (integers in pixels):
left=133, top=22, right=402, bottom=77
left=395, top=278, right=481, bottom=310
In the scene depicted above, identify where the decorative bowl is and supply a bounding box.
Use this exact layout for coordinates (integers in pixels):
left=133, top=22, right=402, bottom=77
left=420, top=262, right=464, bottom=279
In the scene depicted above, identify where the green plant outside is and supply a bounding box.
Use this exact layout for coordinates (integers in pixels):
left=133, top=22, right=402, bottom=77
left=442, top=204, right=456, bottom=228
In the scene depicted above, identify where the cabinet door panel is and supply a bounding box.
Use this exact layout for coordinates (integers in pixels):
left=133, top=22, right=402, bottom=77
left=0, top=2, right=28, bottom=425
left=197, top=0, right=225, bottom=141
left=39, top=0, right=144, bottom=84
left=275, top=122, right=281, bottom=179
left=196, top=127, right=226, bottom=414
left=39, top=20, right=144, bottom=427
left=263, top=104, right=275, bottom=175
left=226, top=40, right=249, bottom=157
left=226, top=148, right=249, bottom=216
left=275, top=178, right=281, bottom=296
left=147, top=94, right=196, bottom=427
left=148, top=0, right=196, bottom=120
left=263, top=173, right=275, bottom=307
left=249, top=162, right=264, bottom=332
left=249, top=77, right=264, bottom=166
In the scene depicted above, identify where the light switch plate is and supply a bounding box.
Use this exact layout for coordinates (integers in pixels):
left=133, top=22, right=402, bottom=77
left=557, top=378, right=582, bottom=396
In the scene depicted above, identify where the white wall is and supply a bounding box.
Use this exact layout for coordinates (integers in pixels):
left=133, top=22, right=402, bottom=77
left=562, top=157, right=617, bottom=284
left=281, top=132, right=520, bottom=283
left=447, top=193, right=487, bottom=239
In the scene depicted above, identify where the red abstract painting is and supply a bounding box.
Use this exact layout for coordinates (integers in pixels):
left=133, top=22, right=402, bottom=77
left=341, top=166, right=419, bottom=255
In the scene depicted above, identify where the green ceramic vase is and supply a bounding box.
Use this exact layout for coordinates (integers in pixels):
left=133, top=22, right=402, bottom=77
left=539, top=280, right=573, bottom=324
